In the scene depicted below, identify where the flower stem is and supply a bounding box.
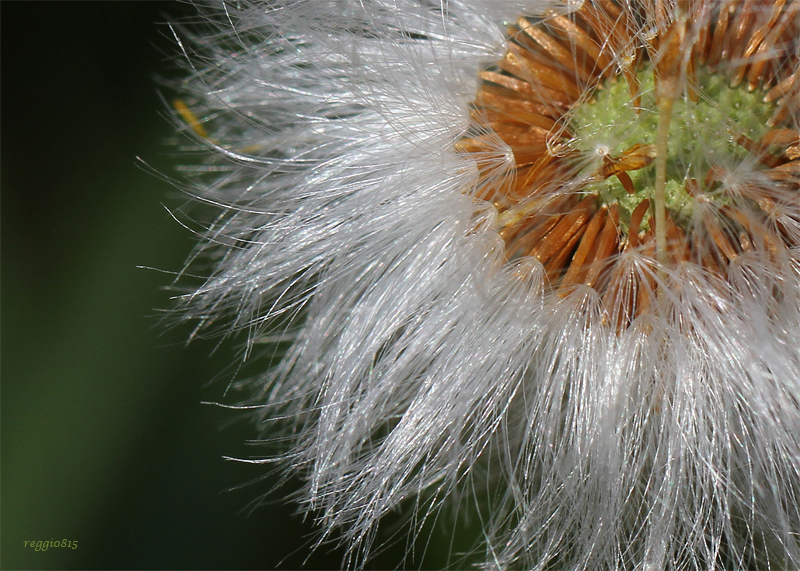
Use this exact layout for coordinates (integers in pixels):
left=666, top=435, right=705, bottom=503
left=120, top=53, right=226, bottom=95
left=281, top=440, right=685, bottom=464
left=653, top=14, right=686, bottom=278
left=654, top=96, right=673, bottom=273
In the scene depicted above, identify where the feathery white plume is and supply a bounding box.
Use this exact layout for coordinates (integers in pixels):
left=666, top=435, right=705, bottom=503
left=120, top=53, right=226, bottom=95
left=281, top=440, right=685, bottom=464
left=170, top=0, right=800, bottom=568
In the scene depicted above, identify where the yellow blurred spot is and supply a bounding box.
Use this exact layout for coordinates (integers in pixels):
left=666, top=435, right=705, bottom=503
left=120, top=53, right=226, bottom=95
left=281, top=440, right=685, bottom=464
left=173, top=99, right=208, bottom=139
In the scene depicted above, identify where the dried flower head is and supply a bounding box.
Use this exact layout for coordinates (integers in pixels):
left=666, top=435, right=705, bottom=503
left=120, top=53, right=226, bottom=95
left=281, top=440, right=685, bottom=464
left=170, top=0, right=800, bottom=569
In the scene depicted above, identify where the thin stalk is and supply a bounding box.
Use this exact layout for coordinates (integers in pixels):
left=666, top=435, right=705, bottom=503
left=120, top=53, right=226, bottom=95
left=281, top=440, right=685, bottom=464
left=654, top=97, right=673, bottom=274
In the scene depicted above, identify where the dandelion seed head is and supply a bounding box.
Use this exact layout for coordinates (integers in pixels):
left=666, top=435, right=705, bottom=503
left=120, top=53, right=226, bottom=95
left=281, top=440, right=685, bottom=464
left=170, top=0, right=800, bottom=568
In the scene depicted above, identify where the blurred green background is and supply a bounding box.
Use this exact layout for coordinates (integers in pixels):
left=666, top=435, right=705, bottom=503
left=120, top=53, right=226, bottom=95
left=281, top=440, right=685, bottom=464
left=1, top=2, right=351, bottom=569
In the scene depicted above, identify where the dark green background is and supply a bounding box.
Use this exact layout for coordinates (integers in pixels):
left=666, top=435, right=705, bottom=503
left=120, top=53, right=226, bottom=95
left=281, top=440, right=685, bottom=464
left=1, top=2, right=349, bottom=569
left=1, top=3, right=479, bottom=569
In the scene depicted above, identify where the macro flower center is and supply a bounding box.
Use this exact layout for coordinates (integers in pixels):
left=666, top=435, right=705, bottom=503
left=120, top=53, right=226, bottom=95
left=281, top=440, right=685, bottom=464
left=460, top=0, right=799, bottom=329
left=571, top=62, right=775, bottom=224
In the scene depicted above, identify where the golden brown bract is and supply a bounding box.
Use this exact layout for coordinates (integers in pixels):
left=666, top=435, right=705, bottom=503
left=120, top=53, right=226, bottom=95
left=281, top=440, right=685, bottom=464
left=459, top=0, right=800, bottom=330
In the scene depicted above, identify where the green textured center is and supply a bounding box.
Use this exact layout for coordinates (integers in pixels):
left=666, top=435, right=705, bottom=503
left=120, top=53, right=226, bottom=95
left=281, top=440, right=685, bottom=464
left=570, top=64, right=775, bottom=230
